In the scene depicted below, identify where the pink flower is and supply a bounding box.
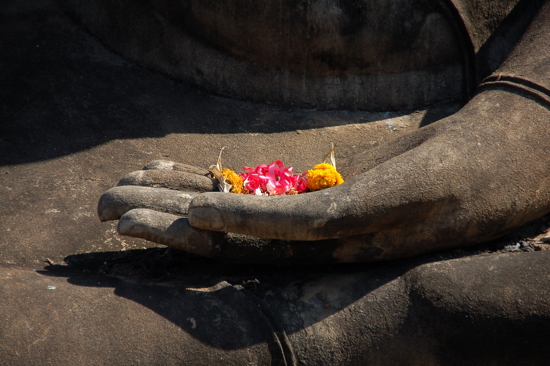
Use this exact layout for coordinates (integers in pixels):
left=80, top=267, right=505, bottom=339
left=240, top=161, right=307, bottom=195
left=240, top=164, right=267, bottom=194
left=292, top=172, right=308, bottom=193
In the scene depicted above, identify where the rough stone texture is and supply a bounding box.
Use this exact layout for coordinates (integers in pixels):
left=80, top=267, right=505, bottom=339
left=117, top=169, right=218, bottom=192
left=55, top=0, right=547, bottom=111
left=58, top=0, right=468, bottom=110
left=0, top=266, right=275, bottom=365
left=0, top=0, right=454, bottom=267
left=2, top=0, right=550, bottom=364
left=98, top=186, right=198, bottom=221
left=1, top=250, right=549, bottom=365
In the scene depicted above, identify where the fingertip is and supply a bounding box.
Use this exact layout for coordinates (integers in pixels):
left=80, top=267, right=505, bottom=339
left=188, top=193, right=231, bottom=231
left=117, top=209, right=216, bottom=257
left=188, top=206, right=226, bottom=231
left=97, top=191, right=116, bottom=222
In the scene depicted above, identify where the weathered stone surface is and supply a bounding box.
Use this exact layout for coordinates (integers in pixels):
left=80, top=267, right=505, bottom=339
left=98, top=186, right=198, bottom=221
left=117, top=170, right=218, bottom=192
left=58, top=0, right=469, bottom=110
left=0, top=265, right=274, bottom=365
left=1, top=251, right=548, bottom=365
left=1, top=0, right=436, bottom=267
left=2, top=0, right=550, bottom=364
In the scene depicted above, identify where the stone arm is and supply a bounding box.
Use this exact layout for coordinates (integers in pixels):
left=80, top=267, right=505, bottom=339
left=98, top=1, right=550, bottom=264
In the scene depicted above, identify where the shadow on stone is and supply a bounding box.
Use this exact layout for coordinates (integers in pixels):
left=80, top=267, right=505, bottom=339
left=35, top=210, right=550, bottom=351
left=0, top=0, right=458, bottom=166
left=38, top=248, right=414, bottom=350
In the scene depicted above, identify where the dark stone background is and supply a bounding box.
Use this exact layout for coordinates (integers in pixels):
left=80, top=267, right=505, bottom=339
left=1, top=1, right=549, bottom=364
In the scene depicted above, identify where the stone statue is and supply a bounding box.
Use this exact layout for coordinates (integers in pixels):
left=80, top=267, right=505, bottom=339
left=2, top=0, right=550, bottom=364
left=94, top=0, right=550, bottom=264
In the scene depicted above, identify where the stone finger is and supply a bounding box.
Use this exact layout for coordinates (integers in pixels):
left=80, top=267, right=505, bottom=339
left=98, top=186, right=198, bottom=221
left=118, top=209, right=219, bottom=257
left=118, top=169, right=217, bottom=192
left=142, top=160, right=210, bottom=176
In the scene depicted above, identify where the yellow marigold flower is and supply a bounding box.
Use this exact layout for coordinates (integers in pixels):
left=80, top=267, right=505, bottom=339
left=221, top=168, right=246, bottom=194
left=306, top=163, right=344, bottom=192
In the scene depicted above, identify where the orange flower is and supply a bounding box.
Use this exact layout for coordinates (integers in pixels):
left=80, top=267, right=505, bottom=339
left=221, top=168, right=246, bottom=194
left=306, top=163, right=344, bottom=191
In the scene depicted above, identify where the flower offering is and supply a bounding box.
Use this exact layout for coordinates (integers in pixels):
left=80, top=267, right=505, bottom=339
left=306, top=163, right=344, bottom=192
left=210, top=146, right=344, bottom=196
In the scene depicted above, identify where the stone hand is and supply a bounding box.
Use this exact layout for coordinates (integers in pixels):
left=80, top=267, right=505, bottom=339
left=98, top=4, right=550, bottom=263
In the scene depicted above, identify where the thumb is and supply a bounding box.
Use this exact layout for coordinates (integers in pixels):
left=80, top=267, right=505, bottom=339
left=188, top=187, right=358, bottom=241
